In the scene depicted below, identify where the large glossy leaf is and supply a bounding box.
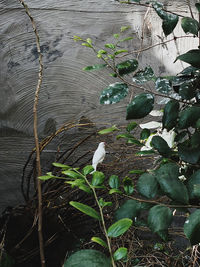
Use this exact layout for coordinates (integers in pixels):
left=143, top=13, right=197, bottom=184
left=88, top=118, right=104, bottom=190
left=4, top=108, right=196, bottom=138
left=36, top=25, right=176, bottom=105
left=114, top=199, right=141, bottom=221
left=178, top=144, right=200, bottom=164
left=151, top=136, right=172, bottom=157
left=69, top=201, right=101, bottom=220
left=178, top=106, right=200, bottom=129
left=107, top=218, right=132, bottom=238
left=175, top=49, right=200, bottom=68
left=100, top=82, right=128, bottom=104
left=152, top=2, right=178, bottom=36
left=64, top=249, right=111, bottom=267
left=155, top=163, right=189, bottom=204
left=113, top=247, right=127, bottom=261
left=181, top=17, right=199, bottom=35
left=83, top=64, right=107, bottom=71
left=148, top=205, right=173, bottom=241
left=132, top=66, right=155, bottom=84
left=162, top=100, right=179, bottom=131
left=155, top=77, right=172, bottom=94
left=186, top=170, right=200, bottom=199
left=82, top=165, right=94, bottom=175
left=126, top=93, right=154, bottom=119
left=184, top=210, right=200, bottom=245
left=116, top=59, right=138, bottom=76
left=137, top=173, right=159, bottom=199
left=179, top=82, right=196, bottom=100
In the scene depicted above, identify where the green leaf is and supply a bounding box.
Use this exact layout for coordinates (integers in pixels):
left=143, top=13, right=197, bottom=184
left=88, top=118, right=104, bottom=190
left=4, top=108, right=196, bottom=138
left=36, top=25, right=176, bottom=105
left=162, top=100, right=179, bottom=131
left=114, top=49, right=128, bottom=55
left=109, top=188, right=123, bottom=194
left=98, top=49, right=107, bottom=55
left=184, top=210, right=200, bottom=245
left=105, top=43, right=116, bottom=49
left=92, top=171, right=105, bottom=186
left=148, top=205, right=173, bottom=241
left=126, top=93, right=154, bottom=120
left=98, top=125, right=119, bottom=134
left=140, top=128, right=150, bottom=140
left=155, top=163, right=189, bottom=204
left=178, top=106, right=200, bottom=129
left=195, top=3, right=200, bottom=12
left=152, top=2, right=178, bottom=36
left=69, top=201, right=101, bottom=220
left=116, top=133, right=134, bottom=140
left=83, top=64, right=107, bottom=71
left=62, top=170, right=82, bottom=179
left=99, top=198, right=112, bottom=208
left=114, top=199, right=141, bottom=221
left=137, top=173, right=159, bottom=199
left=82, top=42, right=92, bottom=48
left=175, top=49, right=200, bottom=68
left=86, top=38, right=92, bottom=44
left=82, top=165, right=94, bottom=175
left=38, top=175, right=53, bottom=181
left=116, top=59, right=138, bottom=76
left=174, top=131, right=187, bottom=143
left=120, top=26, right=131, bottom=32
left=91, top=237, right=108, bottom=248
left=100, top=82, right=129, bottom=104
left=119, top=36, right=133, bottom=42
left=113, top=247, right=127, bottom=261
left=64, top=249, right=111, bottom=267
left=179, top=82, right=197, bottom=100
left=126, top=121, right=137, bottom=132
left=181, top=17, right=199, bottom=35
left=155, top=77, right=172, bottom=94
left=109, top=175, right=120, bottom=189
left=107, top=218, right=132, bottom=238
left=113, top=33, right=120, bottom=38
left=178, top=143, right=200, bottom=164
left=132, top=66, right=155, bottom=84
left=123, top=177, right=134, bottom=195
left=129, top=169, right=145, bottom=174
left=187, top=170, right=200, bottom=199
left=73, top=35, right=83, bottom=42
left=135, top=150, right=156, bottom=155
left=52, top=162, right=71, bottom=169
left=151, top=136, right=171, bottom=157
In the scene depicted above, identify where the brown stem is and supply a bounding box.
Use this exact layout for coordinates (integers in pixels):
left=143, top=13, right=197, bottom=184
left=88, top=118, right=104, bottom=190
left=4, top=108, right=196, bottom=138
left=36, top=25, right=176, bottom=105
left=187, top=0, right=194, bottom=19
left=18, top=1, right=45, bottom=266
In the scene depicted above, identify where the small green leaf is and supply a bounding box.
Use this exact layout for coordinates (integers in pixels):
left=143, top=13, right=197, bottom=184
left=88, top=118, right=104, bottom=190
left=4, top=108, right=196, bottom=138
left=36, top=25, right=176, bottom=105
left=98, top=125, right=119, bottom=134
left=62, top=170, right=82, bottom=179
left=107, top=218, right=132, bottom=238
left=69, top=201, right=101, bottom=220
left=113, top=247, right=127, bottom=261
left=184, top=210, right=200, bottom=245
left=120, top=26, right=131, bottom=32
left=155, top=77, right=172, bottom=94
left=86, top=38, right=92, bottom=44
left=137, top=173, right=159, bottom=199
left=135, top=150, right=155, bottom=155
left=116, top=133, right=134, bottom=140
left=140, top=128, right=150, bottom=140
left=92, top=171, right=105, bottom=186
left=64, top=249, right=111, bottom=267
left=98, top=49, right=107, bottom=55
left=83, top=64, right=107, bottom=71
left=91, top=237, right=108, bottom=248
left=126, top=121, right=137, bottom=132
left=162, top=100, right=180, bottom=131
left=114, top=49, right=128, bottom=55
left=82, top=42, right=92, bottom=48
left=175, top=49, right=200, bottom=68
left=129, top=169, right=145, bottom=174
left=100, top=82, right=129, bottom=104
left=148, top=205, right=173, bottom=241
left=113, top=33, right=120, bottom=38
left=119, top=36, right=133, bottom=42
left=123, top=177, right=134, bottom=195
left=109, top=188, right=123, bottom=194
left=115, top=199, right=141, bottom=221
left=116, top=59, right=138, bottom=76
left=38, top=175, right=53, bottom=181
left=105, top=43, right=116, bottom=49
left=73, top=35, right=83, bottom=41
left=82, top=165, right=94, bottom=175
left=109, top=175, right=120, bottom=189
left=126, top=93, right=154, bottom=120
left=181, top=17, right=199, bottom=35
left=99, top=198, right=112, bottom=208
left=132, top=66, right=155, bottom=84
left=151, top=136, right=171, bottom=157
left=52, top=162, right=71, bottom=169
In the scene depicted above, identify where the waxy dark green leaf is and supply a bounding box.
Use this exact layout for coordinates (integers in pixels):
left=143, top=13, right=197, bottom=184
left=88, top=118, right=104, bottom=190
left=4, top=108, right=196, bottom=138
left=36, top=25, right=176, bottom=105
left=100, top=83, right=129, bottom=104
left=162, top=100, right=179, bottom=131
left=178, top=144, right=200, bottom=164
left=113, top=247, right=128, bottom=261
left=187, top=170, right=200, bottom=199
left=178, top=106, right=200, bottom=129
left=107, top=218, right=132, bottom=238
left=140, top=128, right=150, bottom=140
left=137, top=173, right=159, bottom=199
left=184, top=210, right=200, bottom=246
left=195, top=3, right=200, bottom=12
left=151, top=136, right=171, bottom=157
left=132, top=66, right=155, bottom=84
left=116, top=59, right=138, bottom=76
left=175, top=49, right=200, bottom=68
left=148, top=205, right=173, bottom=241
left=155, top=77, right=172, bottom=94
left=126, top=93, right=154, bottom=119
left=181, top=17, right=199, bottom=35
left=92, top=171, right=105, bottom=186
left=70, top=201, right=101, bottom=220
left=115, top=199, right=141, bottom=221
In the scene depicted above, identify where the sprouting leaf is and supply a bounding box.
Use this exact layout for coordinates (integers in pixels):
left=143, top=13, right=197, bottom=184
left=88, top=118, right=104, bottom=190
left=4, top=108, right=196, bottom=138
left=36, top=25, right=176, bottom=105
left=120, top=26, right=131, bottom=32
left=91, top=237, right=108, bottom=248
left=99, top=198, right=112, bottom=208
left=69, top=201, right=101, bottom=220
left=114, top=49, right=128, bottom=55
left=107, top=218, right=132, bottom=238
left=129, top=169, right=145, bottom=174
left=64, top=249, right=111, bottom=267
left=98, top=125, right=119, bottom=134
left=148, top=205, right=173, bottom=241
left=184, top=210, right=200, bottom=245
left=98, top=49, right=107, bottom=55
left=151, top=136, right=172, bottom=157
left=92, top=171, right=105, bottom=186
left=73, top=35, right=83, bottom=41
left=126, top=93, right=154, bottom=120
left=132, top=66, right=155, bottom=84
left=119, top=36, right=133, bottom=42
left=162, top=100, right=179, bottom=131
left=175, top=49, right=200, bottom=68
left=82, top=42, right=92, bottom=48
left=109, top=175, right=120, bottom=189
left=113, top=33, right=120, bottom=38
left=113, top=247, right=127, bottom=261
left=126, top=121, right=137, bottom=132
left=181, top=17, right=199, bottom=35
left=123, top=177, right=134, bottom=195
left=82, top=165, right=94, bottom=175
left=137, top=173, right=159, bottom=199
left=105, top=43, right=116, bottom=49
left=83, top=64, right=107, bottom=71
left=100, top=82, right=129, bottom=104
left=116, top=59, right=138, bottom=76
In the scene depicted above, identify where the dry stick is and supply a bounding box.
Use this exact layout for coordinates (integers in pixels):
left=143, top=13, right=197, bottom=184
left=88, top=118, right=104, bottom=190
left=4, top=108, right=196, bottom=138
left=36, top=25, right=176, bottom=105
left=187, top=0, right=194, bottom=19
left=18, top=1, right=45, bottom=266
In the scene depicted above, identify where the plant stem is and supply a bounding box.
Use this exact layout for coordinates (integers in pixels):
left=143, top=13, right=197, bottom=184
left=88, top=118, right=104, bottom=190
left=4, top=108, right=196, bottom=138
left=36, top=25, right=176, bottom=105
left=18, top=1, right=45, bottom=266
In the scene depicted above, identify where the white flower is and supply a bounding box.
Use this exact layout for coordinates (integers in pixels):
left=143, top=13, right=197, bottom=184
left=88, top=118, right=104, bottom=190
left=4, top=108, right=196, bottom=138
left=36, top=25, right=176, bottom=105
left=149, top=110, right=163, bottom=117
left=139, top=121, right=162, bottom=129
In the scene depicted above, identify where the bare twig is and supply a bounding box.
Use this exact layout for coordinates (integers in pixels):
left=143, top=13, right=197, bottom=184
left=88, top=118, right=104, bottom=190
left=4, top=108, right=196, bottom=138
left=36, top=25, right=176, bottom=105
left=187, top=0, right=194, bottom=19
left=18, top=1, right=45, bottom=266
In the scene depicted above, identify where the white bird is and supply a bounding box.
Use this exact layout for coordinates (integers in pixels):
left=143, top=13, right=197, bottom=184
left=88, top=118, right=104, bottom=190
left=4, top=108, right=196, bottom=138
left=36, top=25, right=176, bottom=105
left=92, top=142, right=106, bottom=173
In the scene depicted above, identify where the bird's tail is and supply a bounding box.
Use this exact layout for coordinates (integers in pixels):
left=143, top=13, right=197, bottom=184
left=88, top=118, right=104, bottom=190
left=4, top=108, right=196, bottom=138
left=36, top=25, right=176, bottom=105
left=91, top=164, right=97, bottom=174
